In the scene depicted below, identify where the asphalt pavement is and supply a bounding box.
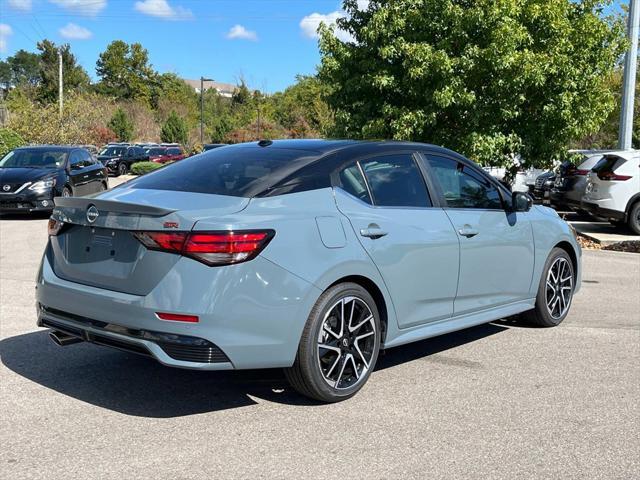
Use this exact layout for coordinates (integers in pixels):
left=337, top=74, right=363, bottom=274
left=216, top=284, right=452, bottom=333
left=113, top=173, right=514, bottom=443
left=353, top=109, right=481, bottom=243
left=1, top=189, right=638, bottom=479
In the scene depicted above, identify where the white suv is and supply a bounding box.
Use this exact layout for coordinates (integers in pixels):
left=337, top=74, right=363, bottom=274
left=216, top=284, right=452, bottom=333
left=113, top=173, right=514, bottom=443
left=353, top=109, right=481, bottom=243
left=582, top=150, right=640, bottom=234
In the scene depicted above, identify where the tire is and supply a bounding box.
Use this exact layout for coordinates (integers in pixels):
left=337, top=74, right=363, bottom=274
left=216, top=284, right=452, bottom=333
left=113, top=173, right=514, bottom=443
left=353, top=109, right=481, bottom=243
left=117, top=162, right=128, bottom=176
left=628, top=202, right=640, bottom=235
left=61, top=186, right=72, bottom=198
left=284, top=282, right=381, bottom=402
left=523, top=247, right=575, bottom=327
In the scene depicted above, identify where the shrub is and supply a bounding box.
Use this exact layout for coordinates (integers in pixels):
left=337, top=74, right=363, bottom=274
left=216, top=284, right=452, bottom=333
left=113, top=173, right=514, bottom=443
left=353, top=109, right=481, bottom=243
left=130, top=161, right=165, bottom=175
left=161, top=111, right=188, bottom=145
left=108, top=108, right=134, bottom=142
left=0, top=128, right=25, bottom=157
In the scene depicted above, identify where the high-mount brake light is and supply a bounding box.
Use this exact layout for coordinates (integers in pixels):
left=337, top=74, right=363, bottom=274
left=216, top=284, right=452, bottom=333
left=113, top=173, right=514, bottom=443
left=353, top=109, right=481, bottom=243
left=133, top=230, right=275, bottom=266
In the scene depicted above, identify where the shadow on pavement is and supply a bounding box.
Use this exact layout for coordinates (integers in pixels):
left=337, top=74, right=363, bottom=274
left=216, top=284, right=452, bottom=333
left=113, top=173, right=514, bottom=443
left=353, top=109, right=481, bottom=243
left=0, top=212, right=51, bottom=221
left=1, top=322, right=509, bottom=417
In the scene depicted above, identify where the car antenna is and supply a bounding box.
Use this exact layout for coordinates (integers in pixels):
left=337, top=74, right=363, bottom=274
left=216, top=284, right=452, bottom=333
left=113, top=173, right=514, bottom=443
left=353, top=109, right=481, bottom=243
left=258, top=139, right=272, bottom=147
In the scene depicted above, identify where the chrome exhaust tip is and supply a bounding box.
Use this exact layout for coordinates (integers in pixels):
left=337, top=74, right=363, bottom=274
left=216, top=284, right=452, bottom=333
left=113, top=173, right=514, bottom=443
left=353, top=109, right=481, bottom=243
left=49, top=331, right=83, bottom=347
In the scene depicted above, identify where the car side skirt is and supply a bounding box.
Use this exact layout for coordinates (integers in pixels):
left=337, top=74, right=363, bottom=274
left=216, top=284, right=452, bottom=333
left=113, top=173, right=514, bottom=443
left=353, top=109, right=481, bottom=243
left=383, top=298, right=535, bottom=349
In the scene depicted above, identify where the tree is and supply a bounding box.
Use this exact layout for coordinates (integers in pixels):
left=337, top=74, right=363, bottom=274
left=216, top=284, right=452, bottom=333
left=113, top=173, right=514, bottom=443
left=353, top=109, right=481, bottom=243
left=108, top=108, right=134, bottom=141
left=37, top=40, right=90, bottom=102
left=319, top=0, right=626, bottom=168
left=96, top=41, right=156, bottom=102
left=272, top=75, right=334, bottom=137
left=161, top=111, right=188, bottom=145
left=8, top=50, right=40, bottom=87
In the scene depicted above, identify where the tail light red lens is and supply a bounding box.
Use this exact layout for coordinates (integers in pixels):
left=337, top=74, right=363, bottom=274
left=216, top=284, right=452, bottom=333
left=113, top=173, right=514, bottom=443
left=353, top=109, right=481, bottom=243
left=133, top=230, right=274, bottom=266
left=156, top=312, right=199, bottom=323
left=47, top=218, right=65, bottom=236
left=573, top=169, right=590, bottom=176
left=597, top=172, right=632, bottom=181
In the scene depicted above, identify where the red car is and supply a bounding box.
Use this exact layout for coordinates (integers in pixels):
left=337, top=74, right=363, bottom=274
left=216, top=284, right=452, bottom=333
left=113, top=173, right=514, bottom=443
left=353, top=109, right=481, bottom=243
left=163, top=147, right=187, bottom=163
left=146, top=147, right=168, bottom=163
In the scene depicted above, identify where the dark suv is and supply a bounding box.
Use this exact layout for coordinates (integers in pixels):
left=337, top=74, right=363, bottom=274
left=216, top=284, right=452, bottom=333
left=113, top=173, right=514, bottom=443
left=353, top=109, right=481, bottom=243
left=98, top=145, right=149, bottom=176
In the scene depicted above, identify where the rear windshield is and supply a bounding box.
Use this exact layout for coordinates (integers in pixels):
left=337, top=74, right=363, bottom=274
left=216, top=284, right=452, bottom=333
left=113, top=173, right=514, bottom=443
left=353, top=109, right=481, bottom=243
left=0, top=149, right=67, bottom=169
left=592, top=155, right=624, bottom=173
left=127, top=147, right=319, bottom=197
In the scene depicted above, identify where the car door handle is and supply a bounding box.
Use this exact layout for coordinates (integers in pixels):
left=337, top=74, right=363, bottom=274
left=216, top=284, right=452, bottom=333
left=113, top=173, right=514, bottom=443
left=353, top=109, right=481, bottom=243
left=360, top=225, right=388, bottom=239
left=458, top=225, right=479, bottom=238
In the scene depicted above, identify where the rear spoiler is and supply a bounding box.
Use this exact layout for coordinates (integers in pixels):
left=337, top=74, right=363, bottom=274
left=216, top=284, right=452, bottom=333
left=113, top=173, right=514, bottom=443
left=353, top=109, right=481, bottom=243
left=54, top=196, right=176, bottom=217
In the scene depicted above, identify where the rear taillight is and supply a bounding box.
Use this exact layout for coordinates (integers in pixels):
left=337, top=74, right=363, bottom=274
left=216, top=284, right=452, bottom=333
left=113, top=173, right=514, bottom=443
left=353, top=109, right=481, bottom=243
left=133, top=230, right=274, bottom=266
left=597, top=172, right=632, bottom=181
left=573, top=169, right=590, bottom=176
left=48, top=218, right=65, bottom=236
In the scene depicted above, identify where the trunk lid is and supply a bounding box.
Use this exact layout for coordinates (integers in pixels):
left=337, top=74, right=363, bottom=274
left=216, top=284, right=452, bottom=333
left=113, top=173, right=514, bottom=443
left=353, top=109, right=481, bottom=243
left=49, top=189, right=249, bottom=295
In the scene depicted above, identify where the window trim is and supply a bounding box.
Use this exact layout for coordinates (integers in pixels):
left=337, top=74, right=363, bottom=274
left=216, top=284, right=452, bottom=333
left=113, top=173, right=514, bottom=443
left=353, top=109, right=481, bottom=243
left=417, top=151, right=509, bottom=212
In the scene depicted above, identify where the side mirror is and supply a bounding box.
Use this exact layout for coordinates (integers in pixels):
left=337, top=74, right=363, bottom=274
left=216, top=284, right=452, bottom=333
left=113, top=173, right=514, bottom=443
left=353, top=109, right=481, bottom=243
left=511, top=191, right=533, bottom=212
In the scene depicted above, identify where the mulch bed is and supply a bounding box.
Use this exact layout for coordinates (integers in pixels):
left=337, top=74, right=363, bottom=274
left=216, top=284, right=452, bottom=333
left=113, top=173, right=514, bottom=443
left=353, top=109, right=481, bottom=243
left=577, top=234, right=640, bottom=253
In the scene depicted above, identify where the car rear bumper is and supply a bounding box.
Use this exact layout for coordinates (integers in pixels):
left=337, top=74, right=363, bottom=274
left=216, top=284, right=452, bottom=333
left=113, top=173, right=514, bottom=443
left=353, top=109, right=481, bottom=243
left=36, top=247, right=321, bottom=370
left=581, top=201, right=625, bottom=221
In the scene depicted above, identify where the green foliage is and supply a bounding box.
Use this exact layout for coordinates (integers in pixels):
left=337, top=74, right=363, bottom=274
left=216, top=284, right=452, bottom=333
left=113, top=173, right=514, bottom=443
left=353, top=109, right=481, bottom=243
left=108, top=108, right=134, bottom=141
left=37, top=40, right=90, bottom=103
left=96, top=41, right=156, bottom=102
left=1, top=50, right=40, bottom=88
left=0, top=128, right=25, bottom=158
left=7, top=92, right=116, bottom=146
left=131, top=161, right=165, bottom=175
left=319, top=0, right=627, bottom=168
left=272, top=75, right=334, bottom=137
left=161, top=111, right=188, bottom=144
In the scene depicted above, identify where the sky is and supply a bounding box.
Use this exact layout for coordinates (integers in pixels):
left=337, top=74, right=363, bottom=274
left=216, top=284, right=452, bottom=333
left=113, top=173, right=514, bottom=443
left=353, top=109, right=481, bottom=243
left=0, top=0, right=629, bottom=93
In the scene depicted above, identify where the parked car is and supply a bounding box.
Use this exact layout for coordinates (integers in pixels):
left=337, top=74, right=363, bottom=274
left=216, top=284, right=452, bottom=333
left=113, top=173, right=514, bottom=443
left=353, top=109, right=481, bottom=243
left=582, top=150, right=640, bottom=233
left=37, top=140, right=581, bottom=402
left=145, top=147, right=168, bottom=163
left=0, top=146, right=108, bottom=214
left=532, top=170, right=556, bottom=202
left=203, top=143, right=227, bottom=151
left=550, top=151, right=610, bottom=211
left=98, top=145, right=149, bottom=176
left=162, top=146, right=187, bottom=163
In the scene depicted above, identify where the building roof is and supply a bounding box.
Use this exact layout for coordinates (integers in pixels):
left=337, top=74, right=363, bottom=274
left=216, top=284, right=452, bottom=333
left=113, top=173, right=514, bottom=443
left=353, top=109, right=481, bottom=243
left=182, top=79, right=237, bottom=95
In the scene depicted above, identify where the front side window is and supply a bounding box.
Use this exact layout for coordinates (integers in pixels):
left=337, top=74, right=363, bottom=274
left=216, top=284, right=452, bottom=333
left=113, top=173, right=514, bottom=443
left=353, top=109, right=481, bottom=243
left=427, top=155, right=503, bottom=209
left=360, top=154, right=431, bottom=207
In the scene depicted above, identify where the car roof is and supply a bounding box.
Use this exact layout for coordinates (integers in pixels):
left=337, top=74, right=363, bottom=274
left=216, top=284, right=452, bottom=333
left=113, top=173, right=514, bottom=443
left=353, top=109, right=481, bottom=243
left=224, top=139, right=464, bottom=158
left=15, top=145, right=78, bottom=152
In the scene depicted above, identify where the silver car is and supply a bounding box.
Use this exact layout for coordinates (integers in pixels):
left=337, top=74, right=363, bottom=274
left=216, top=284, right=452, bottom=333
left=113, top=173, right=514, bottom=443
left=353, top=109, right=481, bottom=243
left=37, top=140, right=581, bottom=402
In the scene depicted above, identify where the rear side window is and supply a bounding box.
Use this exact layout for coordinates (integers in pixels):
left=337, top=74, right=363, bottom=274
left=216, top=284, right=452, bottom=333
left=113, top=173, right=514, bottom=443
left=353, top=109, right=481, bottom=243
left=337, top=163, right=372, bottom=204
left=427, top=155, right=503, bottom=209
left=360, top=154, right=431, bottom=207
left=128, top=147, right=319, bottom=197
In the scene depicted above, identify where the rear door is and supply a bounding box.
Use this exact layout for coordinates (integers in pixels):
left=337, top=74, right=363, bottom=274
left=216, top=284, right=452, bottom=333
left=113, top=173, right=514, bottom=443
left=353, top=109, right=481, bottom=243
left=422, top=154, right=534, bottom=315
left=80, top=149, right=105, bottom=195
left=334, top=152, right=460, bottom=328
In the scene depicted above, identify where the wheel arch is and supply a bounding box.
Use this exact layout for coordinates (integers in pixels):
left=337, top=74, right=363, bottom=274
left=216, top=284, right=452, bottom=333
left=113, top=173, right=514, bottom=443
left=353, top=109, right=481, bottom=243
left=326, top=275, right=389, bottom=344
left=625, top=193, right=640, bottom=215
left=553, top=240, right=578, bottom=278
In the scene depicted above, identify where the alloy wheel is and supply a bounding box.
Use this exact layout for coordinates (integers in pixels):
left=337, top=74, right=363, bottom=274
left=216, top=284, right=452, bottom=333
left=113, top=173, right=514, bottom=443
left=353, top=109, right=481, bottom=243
left=317, top=296, right=376, bottom=390
left=545, top=257, right=573, bottom=320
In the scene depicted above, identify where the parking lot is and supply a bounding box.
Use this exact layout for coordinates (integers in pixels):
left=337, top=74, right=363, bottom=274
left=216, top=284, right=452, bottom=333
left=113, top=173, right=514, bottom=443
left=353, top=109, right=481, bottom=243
left=1, top=184, right=639, bottom=479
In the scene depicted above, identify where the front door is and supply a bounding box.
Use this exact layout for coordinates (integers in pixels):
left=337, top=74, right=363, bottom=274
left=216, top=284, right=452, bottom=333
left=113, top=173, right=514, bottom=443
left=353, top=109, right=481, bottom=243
left=423, top=154, right=535, bottom=316
left=334, top=153, right=460, bottom=328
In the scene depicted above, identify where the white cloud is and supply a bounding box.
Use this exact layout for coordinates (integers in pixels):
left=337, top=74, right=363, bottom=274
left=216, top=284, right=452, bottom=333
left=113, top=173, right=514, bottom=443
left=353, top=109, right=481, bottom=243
left=300, top=1, right=370, bottom=42
left=8, top=0, right=32, bottom=12
left=0, top=24, right=13, bottom=53
left=226, top=24, right=258, bottom=41
left=49, top=0, right=107, bottom=16
left=300, top=11, right=352, bottom=42
left=134, top=0, right=193, bottom=20
left=59, top=22, right=93, bottom=40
